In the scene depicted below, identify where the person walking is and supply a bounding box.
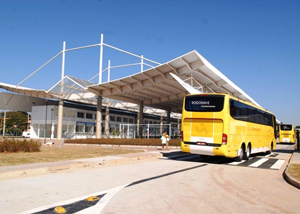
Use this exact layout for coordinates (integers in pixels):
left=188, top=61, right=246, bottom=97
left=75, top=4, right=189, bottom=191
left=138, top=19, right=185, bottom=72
left=161, top=131, right=169, bottom=150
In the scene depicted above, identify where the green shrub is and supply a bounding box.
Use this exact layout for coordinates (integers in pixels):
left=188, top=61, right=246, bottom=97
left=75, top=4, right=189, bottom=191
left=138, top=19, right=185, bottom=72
left=0, top=138, right=42, bottom=153
left=65, top=138, right=181, bottom=147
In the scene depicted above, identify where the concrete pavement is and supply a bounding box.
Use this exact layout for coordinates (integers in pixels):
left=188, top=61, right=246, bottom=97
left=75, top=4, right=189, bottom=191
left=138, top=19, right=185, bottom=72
left=0, top=142, right=299, bottom=190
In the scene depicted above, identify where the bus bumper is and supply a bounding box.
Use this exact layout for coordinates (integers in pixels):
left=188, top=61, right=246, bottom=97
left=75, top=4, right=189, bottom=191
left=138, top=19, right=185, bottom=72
left=181, top=141, right=229, bottom=157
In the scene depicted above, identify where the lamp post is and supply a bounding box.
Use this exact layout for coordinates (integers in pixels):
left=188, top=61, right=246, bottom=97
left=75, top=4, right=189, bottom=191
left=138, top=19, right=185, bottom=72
left=31, top=102, right=35, bottom=138
left=44, top=100, right=48, bottom=144
left=27, top=113, right=29, bottom=131
left=0, top=112, right=3, bottom=136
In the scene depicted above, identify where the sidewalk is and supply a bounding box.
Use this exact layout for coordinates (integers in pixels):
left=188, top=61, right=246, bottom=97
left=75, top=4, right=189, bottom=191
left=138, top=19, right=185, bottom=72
left=283, top=149, right=300, bottom=189
left=0, top=145, right=180, bottom=181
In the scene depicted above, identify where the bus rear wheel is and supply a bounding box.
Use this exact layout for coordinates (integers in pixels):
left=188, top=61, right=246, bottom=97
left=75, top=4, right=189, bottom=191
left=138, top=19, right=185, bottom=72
left=236, top=145, right=244, bottom=162
left=245, top=144, right=251, bottom=160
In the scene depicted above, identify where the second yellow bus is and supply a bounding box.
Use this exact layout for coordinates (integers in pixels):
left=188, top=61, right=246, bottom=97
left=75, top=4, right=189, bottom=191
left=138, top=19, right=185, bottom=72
left=278, top=124, right=295, bottom=143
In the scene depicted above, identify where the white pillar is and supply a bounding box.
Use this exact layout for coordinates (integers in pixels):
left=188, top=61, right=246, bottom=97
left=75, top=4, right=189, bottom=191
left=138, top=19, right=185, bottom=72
left=96, top=95, right=102, bottom=138
left=50, top=124, right=54, bottom=139
left=138, top=102, right=144, bottom=137
left=177, top=119, right=181, bottom=138
left=105, top=106, right=109, bottom=138
left=160, top=116, right=163, bottom=136
left=57, top=99, right=63, bottom=140
left=128, top=123, right=130, bottom=139
left=61, top=41, right=66, bottom=80
left=99, top=34, right=104, bottom=84
left=3, top=108, right=6, bottom=137
left=38, top=124, right=40, bottom=138
left=57, top=41, right=66, bottom=140
left=167, top=109, right=171, bottom=137
left=108, top=60, right=111, bottom=82
left=141, top=55, right=143, bottom=72
left=147, top=122, right=149, bottom=139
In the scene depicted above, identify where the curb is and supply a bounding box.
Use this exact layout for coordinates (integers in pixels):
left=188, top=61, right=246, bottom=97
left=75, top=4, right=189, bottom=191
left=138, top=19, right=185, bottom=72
left=283, top=163, right=300, bottom=189
left=283, top=150, right=300, bottom=189
left=65, top=143, right=180, bottom=149
left=0, top=153, right=163, bottom=181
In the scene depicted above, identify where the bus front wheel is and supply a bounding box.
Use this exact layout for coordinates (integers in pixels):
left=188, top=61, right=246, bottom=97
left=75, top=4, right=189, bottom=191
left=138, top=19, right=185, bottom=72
left=266, top=143, right=273, bottom=154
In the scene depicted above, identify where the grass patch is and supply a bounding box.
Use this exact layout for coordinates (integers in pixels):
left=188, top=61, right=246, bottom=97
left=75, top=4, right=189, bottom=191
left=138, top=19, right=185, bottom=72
left=0, top=137, right=179, bottom=167
left=0, top=146, right=143, bottom=166
left=288, top=164, right=300, bottom=181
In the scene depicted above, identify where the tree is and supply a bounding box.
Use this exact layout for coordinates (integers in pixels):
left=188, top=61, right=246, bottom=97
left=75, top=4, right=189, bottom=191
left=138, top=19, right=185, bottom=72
left=4, top=111, right=29, bottom=134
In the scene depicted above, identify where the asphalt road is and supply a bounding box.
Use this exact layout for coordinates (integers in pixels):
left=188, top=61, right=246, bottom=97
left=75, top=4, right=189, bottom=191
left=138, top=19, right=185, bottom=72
left=1, top=144, right=299, bottom=214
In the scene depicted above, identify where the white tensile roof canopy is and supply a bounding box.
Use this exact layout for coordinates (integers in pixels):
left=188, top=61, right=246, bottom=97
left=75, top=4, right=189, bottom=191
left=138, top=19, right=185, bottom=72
left=87, top=50, right=261, bottom=113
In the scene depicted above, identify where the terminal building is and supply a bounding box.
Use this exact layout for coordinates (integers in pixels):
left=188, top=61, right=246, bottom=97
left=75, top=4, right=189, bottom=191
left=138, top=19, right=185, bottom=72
left=31, top=99, right=180, bottom=139
left=0, top=34, right=268, bottom=140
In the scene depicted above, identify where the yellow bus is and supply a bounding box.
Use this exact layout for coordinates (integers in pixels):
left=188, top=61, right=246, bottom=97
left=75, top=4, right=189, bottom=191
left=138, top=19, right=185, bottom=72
left=181, top=93, right=277, bottom=161
left=278, top=124, right=295, bottom=143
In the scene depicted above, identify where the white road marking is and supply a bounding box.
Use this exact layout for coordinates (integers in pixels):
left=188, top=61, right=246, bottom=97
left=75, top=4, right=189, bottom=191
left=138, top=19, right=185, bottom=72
left=17, top=185, right=128, bottom=214
left=17, top=190, right=108, bottom=214
left=270, top=159, right=286, bottom=170
left=228, top=160, right=246, bottom=165
left=75, top=184, right=129, bottom=214
left=249, top=158, right=269, bottom=167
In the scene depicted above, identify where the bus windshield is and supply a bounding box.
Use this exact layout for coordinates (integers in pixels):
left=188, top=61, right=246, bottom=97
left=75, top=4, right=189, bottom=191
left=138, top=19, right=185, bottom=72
left=185, top=95, right=224, bottom=112
left=280, top=124, right=292, bottom=131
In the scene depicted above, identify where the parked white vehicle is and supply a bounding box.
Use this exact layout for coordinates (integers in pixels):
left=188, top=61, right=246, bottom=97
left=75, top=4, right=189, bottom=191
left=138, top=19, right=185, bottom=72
left=22, top=132, right=31, bottom=138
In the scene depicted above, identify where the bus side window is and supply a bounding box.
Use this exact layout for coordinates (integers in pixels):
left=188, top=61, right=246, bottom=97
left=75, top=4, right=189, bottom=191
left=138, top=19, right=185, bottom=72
left=230, top=100, right=236, bottom=115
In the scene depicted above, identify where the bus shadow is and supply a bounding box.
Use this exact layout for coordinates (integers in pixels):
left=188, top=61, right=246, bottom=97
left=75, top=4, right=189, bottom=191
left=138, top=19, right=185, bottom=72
left=160, top=152, right=236, bottom=164
left=196, top=151, right=288, bottom=164
left=159, top=151, right=286, bottom=165
left=273, top=149, right=293, bottom=154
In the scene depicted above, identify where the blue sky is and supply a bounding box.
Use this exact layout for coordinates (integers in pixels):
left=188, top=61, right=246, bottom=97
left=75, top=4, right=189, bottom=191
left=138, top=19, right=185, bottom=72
left=0, top=0, right=299, bottom=125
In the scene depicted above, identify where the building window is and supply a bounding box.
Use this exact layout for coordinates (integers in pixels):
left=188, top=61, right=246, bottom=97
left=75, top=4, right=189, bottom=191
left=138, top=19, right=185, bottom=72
left=123, top=118, right=128, bottom=123
left=65, top=109, right=75, bottom=117
left=86, top=113, right=93, bottom=119
left=117, top=117, right=122, bottom=122
left=77, top=112, right=84, bottom=118
left=76, top=125, right=84, bottom=133
left=129, top=118, right=134, bottom=123
left=110, top=116, right=115, bottom=121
